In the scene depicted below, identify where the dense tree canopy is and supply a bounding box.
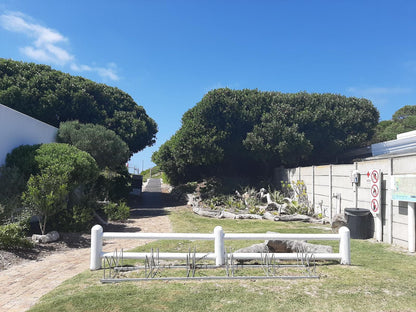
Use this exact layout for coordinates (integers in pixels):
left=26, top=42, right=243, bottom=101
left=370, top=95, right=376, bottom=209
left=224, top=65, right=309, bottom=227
left=372, top=105, right=416, bottom=143
left=0, top=58, right=157, bottom=154
left=57, top=121, right=130, bottom=170
left=153, top=89, right=379, bottom=184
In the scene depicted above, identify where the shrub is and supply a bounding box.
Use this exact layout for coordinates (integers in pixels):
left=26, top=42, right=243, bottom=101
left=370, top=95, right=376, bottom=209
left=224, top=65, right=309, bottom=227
left=57, top=121, right=130, bottom=170
left=0, top=223, right=32, bottom=250
left=5, top=144, right=40, bottom=179
left=22, top=166, right=69, bottom=235
left=22, top=143, right=100, bottom=234
left=0, top=166, right=26, bottom=223
left=103, top=201, right=130, bottom=221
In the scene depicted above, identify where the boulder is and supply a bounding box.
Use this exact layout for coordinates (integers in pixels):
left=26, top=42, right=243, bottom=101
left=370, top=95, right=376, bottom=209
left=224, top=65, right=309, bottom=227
left=263, top=211, right=278, bottom=221
left=219, top=211, right=237, bottom=219
left=331, top=213, right=347, bottom=232
left=192, top=206, right=220, bottom=218
left=32, top=231, right=60, bottom=243
left=266, top=231, right=333, bottom=253
left=234, top=243, right=269, bottom=254
left=275, top=214, right=313, bottom=222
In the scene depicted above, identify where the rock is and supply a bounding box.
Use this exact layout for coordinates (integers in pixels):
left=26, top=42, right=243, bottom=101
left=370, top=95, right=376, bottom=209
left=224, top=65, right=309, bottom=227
left=275, top=214, right=313, bottom=222
left=266, top=239, right=333, bottom=254
left=263, top=211, right=278, bottom=221
left=235, top=243, right=269, bottom=254
left=192, top=206, right=220, bottom=218
left=266, top=231, right=333, bottom=253
left=219, top=211, right=237, bottom=219
left=32, top=231, right=60, bottom=243
left=235, top=214, right=263, bottom=220
left=331, top=213, right=347, bottom=232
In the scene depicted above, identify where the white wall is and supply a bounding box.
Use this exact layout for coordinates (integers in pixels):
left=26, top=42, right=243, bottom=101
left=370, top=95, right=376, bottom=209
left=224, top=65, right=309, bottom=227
left=0, top=104, right=58, bottom=166
left=275, top=154, right=416, bottom=250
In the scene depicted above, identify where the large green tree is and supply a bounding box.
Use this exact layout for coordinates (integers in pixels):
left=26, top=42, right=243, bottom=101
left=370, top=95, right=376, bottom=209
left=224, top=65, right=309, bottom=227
left=0, top=58, right=157, bottom=154
left=153, top=89, right=379, bottom=184
left=372, top=105, right=416, bottom=143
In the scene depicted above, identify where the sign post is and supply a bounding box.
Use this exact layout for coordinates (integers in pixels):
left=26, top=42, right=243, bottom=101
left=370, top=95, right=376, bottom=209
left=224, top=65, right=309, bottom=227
left=368, top=169, right=382, bottom=241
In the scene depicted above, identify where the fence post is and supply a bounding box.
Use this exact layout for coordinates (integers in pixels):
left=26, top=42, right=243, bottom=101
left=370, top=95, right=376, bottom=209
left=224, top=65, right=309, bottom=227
left=214, top=226, right=225, bottom=266
left=90, top=224, right=103, bottom=270
left=339, top=226, right=351, bottom=265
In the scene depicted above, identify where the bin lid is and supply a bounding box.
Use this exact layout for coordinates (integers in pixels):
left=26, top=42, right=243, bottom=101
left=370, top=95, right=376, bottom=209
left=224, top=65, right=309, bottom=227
left=344, top=208, right=371, bottom=216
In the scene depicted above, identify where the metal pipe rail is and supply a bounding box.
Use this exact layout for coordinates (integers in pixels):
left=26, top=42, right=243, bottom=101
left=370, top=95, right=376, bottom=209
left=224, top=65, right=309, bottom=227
left=90, top=225, right=351, bottom=270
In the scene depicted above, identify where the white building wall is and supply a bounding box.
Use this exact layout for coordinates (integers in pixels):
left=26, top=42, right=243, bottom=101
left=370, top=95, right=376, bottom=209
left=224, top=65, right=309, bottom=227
left=0, top=104, right=58, bottom=165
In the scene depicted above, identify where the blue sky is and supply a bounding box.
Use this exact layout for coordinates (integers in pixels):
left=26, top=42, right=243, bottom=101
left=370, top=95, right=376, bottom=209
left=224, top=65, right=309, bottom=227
left=1, top=0, right=415, bottom=171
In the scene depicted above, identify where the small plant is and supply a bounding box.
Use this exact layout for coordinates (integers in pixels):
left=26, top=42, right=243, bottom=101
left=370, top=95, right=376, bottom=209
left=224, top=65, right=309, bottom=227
left=0, top=223, right=32, bottom=250
left=224, top=196, right=236, bottom=210
left=204, top=196, right=225, bottom=210
left=22, top=166, right=69, bottom=235
left=280, top=180, right=312, bottom=215
left=268, top=187, right=284, bottom=204
left=103, top=201, right=130, bottom=221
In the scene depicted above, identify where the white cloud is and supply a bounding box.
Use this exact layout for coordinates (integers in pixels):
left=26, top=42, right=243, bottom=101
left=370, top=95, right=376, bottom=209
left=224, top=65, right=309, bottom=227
left=70, top=62, right=119, bottom=81
left=0, top=11, right=73, bottom=65
left=0, top=11, right=119, bottom=81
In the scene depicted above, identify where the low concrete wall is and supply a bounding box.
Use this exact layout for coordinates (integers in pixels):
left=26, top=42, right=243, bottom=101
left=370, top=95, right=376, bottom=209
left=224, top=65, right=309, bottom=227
left=275, top=154, right=416, bottom=251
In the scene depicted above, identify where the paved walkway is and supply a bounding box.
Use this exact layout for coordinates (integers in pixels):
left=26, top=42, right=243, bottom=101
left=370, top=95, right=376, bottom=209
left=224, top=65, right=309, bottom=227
left=0, top=179, right=172, bottom=312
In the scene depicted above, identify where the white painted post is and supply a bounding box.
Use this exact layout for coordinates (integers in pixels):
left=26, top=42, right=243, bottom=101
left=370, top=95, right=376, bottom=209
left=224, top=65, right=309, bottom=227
left=339, top=226, right=351, bottom=265
left=214, top=226, right=225, bottom=266
left=408, top=202, right=415, bottom=253
left=90, top=225, right=103, bottom=270
left=387, top=159, right=393, bottom=244
left=312, top=166, right=315, bottom=212
left=353, top=162, right=358, bottom=208
left=329, top=165, right=333, bottom=223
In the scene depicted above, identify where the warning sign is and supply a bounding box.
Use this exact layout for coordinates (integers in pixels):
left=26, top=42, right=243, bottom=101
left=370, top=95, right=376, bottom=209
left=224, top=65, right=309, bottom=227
left=371, top=199, right=379, bottom=213
left=369, top=169, right=381, bottom=214
left=371, top=185, right=379, bottom=197
left=371, top=170, right=379, bottom=184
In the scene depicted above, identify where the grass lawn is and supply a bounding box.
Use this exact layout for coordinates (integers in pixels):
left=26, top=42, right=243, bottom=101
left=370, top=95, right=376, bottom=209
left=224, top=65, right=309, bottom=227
left=29, top=208, right=416, bottom=312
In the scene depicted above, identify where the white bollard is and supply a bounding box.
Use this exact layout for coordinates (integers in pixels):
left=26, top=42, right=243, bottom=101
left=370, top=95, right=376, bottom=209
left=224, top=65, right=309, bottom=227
left=90, top=224, right=103, bottom=270
left=339, top=226, right=351, bottom=265
left=214, top=226, right=225, bottom=266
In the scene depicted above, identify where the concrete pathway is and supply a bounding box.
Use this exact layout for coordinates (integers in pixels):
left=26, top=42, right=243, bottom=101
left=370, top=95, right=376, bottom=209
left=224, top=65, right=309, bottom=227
left=0, top=179, right=172, bottom=312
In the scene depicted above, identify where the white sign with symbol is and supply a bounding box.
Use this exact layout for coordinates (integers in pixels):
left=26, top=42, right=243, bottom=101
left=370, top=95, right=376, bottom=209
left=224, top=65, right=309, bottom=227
left=368, top=169, right=381, bottom=214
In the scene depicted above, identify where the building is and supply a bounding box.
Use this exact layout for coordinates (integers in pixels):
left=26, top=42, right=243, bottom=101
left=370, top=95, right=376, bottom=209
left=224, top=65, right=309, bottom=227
left=0, top=104, right=57, bottom=166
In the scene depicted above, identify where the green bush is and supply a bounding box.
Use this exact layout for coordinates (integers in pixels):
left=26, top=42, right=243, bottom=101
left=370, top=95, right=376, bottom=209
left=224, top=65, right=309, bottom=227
left=0, top=166, right=26, bottom=223
left=5, top=144, right=40, bottom=179
left=103, top=201, right=130, bottom=221
left=0, top=223, right=32, bottom=250
left=22, top=143, right=100, bottom=234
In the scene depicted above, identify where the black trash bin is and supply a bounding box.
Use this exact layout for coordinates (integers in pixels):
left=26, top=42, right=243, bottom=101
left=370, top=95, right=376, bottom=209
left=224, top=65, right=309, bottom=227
left=344, top=208, right=372, bottom=239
